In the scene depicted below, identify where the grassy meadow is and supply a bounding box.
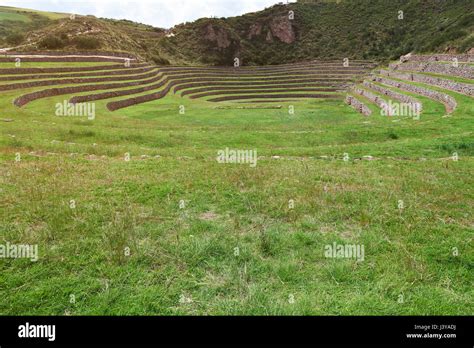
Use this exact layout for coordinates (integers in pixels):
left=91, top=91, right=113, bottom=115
left=0, top=76, right=473, bottom=315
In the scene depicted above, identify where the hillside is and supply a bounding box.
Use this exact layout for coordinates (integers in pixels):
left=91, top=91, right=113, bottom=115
left=1, top=0, right=473, bottom=65
left=157, top=0, right=474, bottom=65
left=0, top=6, right=166, bottom=62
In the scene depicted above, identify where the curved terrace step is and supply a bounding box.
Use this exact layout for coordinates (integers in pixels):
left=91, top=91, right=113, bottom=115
left=206, top=93, right=342, bottom=102
left=351, top=86, right=392, bottom=115
left=0, top=69, right=161, bottom=92
left=372, top=76, right=457, bottom=114
left=401, top=54, right=474, bottom=63
left=1, top=56, right=374, bottom=111
left=362, top=80, right=422, bottom=112
left=13, top=72, right=167, bottom=107
left=0, top=63, right=148, bottom=75
left=345, top=95, right=372, bottom=116
left=0, top=56, right=135, bottom=63
left=180, top=84, right=344, bottom=97
left=0, top=66, right=156, bottom=82
left=379, top=69, right=474, bottom=97
left=173, top=80, right=350, bottom=93
left=185, top=88, right=340, bottom=99
left=390, top=61, right=474, bottom=80
left=69, top=76, right=169, bottom=103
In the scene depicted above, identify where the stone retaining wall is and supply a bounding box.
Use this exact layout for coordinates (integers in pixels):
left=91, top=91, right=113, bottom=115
left=345, top=95, right=372, bottom=116
left=181, top=84, right=341, bottom=97
left=402, top=54, right=474, bottom=63
left=173, top=80, right=348, bottom=93
left=379, top=70, right=474, bottom=96
left=207, top=93, right=341, bottom=103
left=362, top=81, right=422, bottom=110
left=13, top=73, right=164, bottom=107
left=372, top=76, right=457, bottom=113
left=352, top=87, right=392, bottom=115
left=158, top=61, right=376, bottom=72
left=106, top=83, right=174, bottom=111
left=188, top=88, right=338, bottom=99
left=0, top=57, right=131, bottom=63
left=0, top=69, right=159, bottom=92
left=389, top=62, right=473, bottom=79
left=0, top=63, right=148, bottom=75
left=71, top=75, right=346, bottom=105
left=188, top=68, right=364, bottom=76
left=3, top=51, right=138, bottom=60
left=0, top=66, right=155, bottom=82
left=70, top=76, right=168, bottom=103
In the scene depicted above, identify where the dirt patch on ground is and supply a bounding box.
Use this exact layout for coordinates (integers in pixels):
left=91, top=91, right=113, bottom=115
left=199, top=212, right=219, bottom=221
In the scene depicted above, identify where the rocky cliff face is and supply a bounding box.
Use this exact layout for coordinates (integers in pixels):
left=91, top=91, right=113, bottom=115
left=268, top=16, right=295, bottom=44
left=154, top=1, right=473, bottom=66
left=204, top=24, right=231, bottom=49
left=248, top=23, right=263, bottom=40
left=246, top=16, right=295, bottom=44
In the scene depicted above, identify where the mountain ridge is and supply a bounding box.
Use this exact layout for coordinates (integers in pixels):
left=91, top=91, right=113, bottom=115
left=1, top=0, right=473, bottom=66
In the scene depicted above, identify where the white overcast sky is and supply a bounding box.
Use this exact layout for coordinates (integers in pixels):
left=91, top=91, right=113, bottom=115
left=2, top=0, right=296, bottom=28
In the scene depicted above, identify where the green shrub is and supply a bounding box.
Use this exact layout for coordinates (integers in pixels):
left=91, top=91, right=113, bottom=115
left=6, top=32, right=25, bottom=45
left=387, top=131, right=399, bottom=140
left=60, top=33, right=69, bottom=42
left=39, top=35, right=65, bottom=49
left=459, top=36, right=474, bottom=53
left=73, top=36, right=101, bottom=49
left=150, top=54, right=170, bottom=65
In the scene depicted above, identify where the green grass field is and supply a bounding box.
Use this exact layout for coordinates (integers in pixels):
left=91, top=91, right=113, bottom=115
left=0, top=6, right=69, bottom=21
left=0, top=11, right=30, bottom=23
left=0, top=59, right=473, bottom=316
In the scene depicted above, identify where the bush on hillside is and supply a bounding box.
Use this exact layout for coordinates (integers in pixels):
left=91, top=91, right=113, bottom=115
left=150, top=54, right=170, bottom=65
left=60, top=33, right=69, bottom=42
left=73, top=36, right=101, bottom=49
left=6, top=32, right=25, bottom=46
left=459, top=36, right=474, bottom=53
left=39, top=35, right=65, bottom=49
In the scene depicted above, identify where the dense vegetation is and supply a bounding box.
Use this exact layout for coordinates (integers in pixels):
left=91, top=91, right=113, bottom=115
left=154, top=0, right=474, bottom=65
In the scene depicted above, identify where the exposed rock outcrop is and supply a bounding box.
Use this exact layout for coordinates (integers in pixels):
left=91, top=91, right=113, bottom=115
left=266, top=30, right=273, bottom=43
left=269, top=16, right=295, bottom=44
left=203, top=24, right=231, bottom=49
left=245, top=15, right=295, bottom=44
left=248, top=23, right=263, bottom=40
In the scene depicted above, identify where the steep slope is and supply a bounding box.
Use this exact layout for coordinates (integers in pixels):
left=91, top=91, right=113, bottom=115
left=155, top=0, right=473, bottom=65
left=0, top=6, right=166, bottom=61
left=0, top=6, right=68, bottom=48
